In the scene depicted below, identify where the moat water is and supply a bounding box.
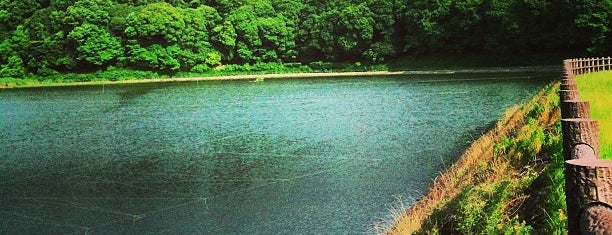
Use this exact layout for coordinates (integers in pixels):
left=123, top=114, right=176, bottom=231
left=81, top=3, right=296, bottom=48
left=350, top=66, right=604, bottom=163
left=0, top=73, right=552, bottom=234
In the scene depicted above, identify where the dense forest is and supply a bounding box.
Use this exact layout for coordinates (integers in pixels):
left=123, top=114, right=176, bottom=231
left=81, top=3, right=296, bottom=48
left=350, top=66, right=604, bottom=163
left=1, top=0, right=611, bottom=77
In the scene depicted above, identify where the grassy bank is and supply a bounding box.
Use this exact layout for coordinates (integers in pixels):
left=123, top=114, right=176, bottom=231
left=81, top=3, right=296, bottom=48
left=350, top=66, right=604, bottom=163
left=385, top=83, right=566, bottom=234
left=576, top=71, right=612, bottom=159
left=0, top=54, right=564, bottom=89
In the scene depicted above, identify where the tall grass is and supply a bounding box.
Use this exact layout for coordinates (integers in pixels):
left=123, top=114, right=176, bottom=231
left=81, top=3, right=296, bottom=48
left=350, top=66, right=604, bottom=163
left=576, top=71, right=612, bottom=159
left=384, top=83, right=566, bottom=234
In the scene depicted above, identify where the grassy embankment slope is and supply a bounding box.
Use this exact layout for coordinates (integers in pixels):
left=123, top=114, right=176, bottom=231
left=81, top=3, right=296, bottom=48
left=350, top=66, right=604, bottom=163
left=576, top=71, right=612, bottom=159
left=386, top=83, right=567, bottom=234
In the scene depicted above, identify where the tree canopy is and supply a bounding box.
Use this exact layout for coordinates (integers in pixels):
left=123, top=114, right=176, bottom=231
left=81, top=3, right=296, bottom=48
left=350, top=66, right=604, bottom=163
left=1, top=0, right=611, bottom=77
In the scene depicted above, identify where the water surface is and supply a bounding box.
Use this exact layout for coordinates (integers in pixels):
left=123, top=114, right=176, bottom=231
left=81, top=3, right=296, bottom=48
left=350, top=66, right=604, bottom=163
left=0, top=74, right=552, bottom=234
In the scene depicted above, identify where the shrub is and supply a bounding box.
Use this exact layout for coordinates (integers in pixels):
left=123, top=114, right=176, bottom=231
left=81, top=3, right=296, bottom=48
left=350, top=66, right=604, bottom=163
left=309, top=61, right=333, bottom=71
left=191, top=64, right=211, bottom=73
left=205, top=52, right=222, bottom=67
left=0, top=55, right=27, bottom=78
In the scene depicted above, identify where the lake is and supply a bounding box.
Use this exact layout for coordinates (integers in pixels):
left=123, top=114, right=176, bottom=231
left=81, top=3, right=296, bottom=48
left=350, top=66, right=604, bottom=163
left=0, top=73, right=553, bottom=234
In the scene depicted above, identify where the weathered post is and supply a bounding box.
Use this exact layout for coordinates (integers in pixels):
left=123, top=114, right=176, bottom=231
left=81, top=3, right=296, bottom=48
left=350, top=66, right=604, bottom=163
left=561, top=83, right=579, bottom=90
left=560, top=90, right=580, bottom=101
left=565, top=158, right=612, bottom=234
left=571, top=144, right=597, bottom=160
left=562, top=79, right=577, bottom=86
left=561, top=101, right=591, bottom=119
left=561, top=118, right=600, bottom=160
left=560, top=57, right=612, bottom=234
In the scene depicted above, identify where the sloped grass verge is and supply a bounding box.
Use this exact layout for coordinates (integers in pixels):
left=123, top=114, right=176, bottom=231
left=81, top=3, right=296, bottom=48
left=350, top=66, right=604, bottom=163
left=385, top=83, right=567, bottom=234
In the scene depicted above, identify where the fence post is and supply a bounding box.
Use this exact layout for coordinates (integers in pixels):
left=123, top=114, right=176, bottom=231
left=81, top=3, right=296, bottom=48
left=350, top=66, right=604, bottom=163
left=561, top=101, right=591, bottom=119
left=561, top=83, right=579, bottom=90
left=565, top=158, right=612, bottom=234
left=562, top=78, right=577, bottom=86
left=560, top=90, right=580, bottom=101
left=561, top=118, right=600, bottom=160
left=561, top=57, right=612, bottom=234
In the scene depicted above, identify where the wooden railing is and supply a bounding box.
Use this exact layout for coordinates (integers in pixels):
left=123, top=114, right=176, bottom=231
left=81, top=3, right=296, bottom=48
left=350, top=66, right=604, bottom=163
left=565, top=57, right=612, bottom=77
left=560, top=57, right=612, bottom=234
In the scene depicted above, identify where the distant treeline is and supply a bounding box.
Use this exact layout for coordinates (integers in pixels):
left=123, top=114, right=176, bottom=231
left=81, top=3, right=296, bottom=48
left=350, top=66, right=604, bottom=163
left=1, top=0, right=611, bottom=77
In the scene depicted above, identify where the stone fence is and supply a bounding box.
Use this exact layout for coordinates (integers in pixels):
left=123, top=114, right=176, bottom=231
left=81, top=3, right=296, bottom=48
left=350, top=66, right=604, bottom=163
left=560, top=57, right=611, bottom=234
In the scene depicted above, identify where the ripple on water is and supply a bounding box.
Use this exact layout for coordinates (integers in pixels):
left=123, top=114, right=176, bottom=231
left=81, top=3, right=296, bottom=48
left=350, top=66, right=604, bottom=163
left=0, top=74, right=553, bottom=234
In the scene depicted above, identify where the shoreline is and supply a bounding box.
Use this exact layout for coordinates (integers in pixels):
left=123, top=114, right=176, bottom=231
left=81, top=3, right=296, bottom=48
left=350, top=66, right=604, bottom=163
left=1, top=66, right=559, bottom=89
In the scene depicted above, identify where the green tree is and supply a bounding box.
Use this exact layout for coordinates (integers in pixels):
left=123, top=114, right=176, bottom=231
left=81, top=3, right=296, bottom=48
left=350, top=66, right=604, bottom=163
left=68, top=23, right=123, bottom=66
left=116, top=0, right=163, bottom=6
left=64, top=0, right=113, bottom=27
left=0, top=55, right=27, bottom=78
left=20, top=7, right=76, bottom=73
left=50, top=0, right=77, bottom=10
left=212, top=21, right=237, bottom=61
left=108, top=3, right=137, bottom=36
left=1, top=0, right=611, bottom=77
left=299, top=3, right=374, bottom=61
left=228, top=1, right=296, bottom=63
left=123, top=3, right=185, bottom=71
left=207, top=0, right=244, bottom=15
left=0, top=0, right=43, bottom=32
left=126, top=42, right=180, bottom=73
left=573, top=0, right=612, bottom=53
left=363, top=0, right=404, bottom=62
left=124, top=2, right=186, bottom=43
left=179, top=5, right=221, bottom=52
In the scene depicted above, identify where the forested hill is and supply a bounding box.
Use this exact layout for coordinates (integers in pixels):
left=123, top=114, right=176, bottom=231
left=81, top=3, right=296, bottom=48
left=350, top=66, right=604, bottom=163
left=1, top=0, right=611, bottom=77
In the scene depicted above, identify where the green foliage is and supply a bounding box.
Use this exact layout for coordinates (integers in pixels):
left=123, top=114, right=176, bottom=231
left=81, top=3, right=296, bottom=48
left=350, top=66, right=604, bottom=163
left=205, top=52, right=222, bottom=67
left=573, top=1, right=612, bottom=53
left=190, top=64, right=210, bottom=73
left=526, top=118, right=568, bottom=234
left=64, top=0, right=113, bottom=27
left=0, top=0, right=42, bottom=32
left=228, top=1, right=296, bottom=63
left=450, top=181, right=533, bottom=235
left=418, top=84, right=567, bottom=234
left=69, top=23, right=123, bottom=66
left=211, top=21, right=237, bottom=60
left=0, top=55, right=27, bottom=78
left=19, top=7, right=76, bottom=72
left=97, top=67, right=158, bottom=80
left=126, top=43, right=181, bottom=73
left=2, top=0, right=611, bottom=77
left=124, top=2, right=185, bottom=43
left=299, top=2, right=375, bottom=61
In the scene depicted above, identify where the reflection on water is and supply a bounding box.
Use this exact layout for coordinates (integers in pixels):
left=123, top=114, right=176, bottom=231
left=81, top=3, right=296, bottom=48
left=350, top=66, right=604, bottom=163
left=0, top=74, right=553, bottom=234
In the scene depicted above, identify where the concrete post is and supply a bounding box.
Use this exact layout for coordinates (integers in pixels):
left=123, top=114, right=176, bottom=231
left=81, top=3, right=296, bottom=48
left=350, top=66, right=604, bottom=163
left=561, top=101, right=591, bottom=119
left=565, top=158, right=612, bottom=234
left=560, top=90, right=580, bottom=101
left=561, top=83, right=579, bottom=90
left=561, top=118, right=600, bottom=160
